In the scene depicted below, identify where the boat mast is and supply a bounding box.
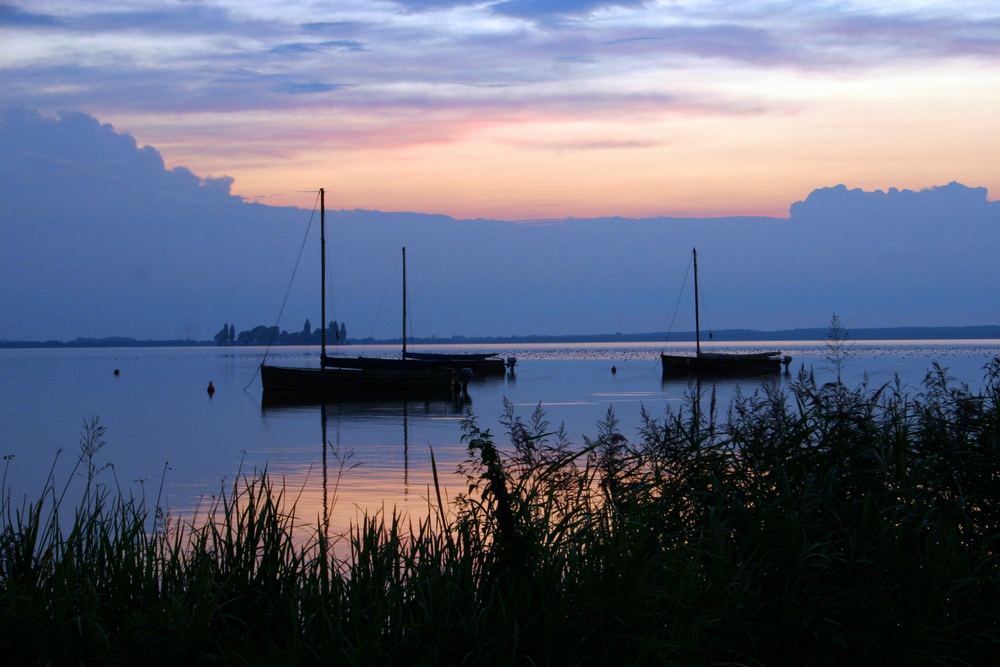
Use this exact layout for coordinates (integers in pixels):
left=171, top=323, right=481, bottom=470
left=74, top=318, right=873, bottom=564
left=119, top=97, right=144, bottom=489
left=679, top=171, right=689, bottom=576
left=693, top=247, right=701, bottom=356
left=402, top=246, right=407, bottom=358
left=320, top=188, right=326, bottom=362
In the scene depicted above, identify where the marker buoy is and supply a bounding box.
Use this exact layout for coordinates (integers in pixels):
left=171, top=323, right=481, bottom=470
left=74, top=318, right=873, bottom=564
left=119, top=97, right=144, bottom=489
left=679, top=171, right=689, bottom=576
left=113, top=368, right=120, bottom=377
left=611, top=365, right=617, bottom=375
left=207, top=381, right=216, bottom=397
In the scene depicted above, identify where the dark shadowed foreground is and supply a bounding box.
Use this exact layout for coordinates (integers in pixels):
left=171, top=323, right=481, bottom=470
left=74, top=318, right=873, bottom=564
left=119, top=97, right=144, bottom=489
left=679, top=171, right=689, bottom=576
left=2, top=363, right=999, bottom=665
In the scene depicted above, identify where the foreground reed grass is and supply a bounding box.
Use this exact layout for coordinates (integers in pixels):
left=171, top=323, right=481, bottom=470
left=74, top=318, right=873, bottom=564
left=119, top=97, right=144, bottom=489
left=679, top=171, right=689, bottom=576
left=2, top=364, right=999, bottom=664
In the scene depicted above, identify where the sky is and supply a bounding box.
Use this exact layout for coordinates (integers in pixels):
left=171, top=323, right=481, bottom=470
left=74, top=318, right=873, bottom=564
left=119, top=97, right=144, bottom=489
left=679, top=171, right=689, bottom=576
left=2, top=107, right=998, bottom=340
left=3, top=0, right=999, bottom=219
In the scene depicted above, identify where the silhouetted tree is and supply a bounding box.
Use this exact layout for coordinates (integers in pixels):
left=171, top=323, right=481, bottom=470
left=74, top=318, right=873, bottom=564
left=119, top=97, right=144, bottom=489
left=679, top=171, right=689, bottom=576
left=339, top=322, right=347, bottom=342
left=237, top=325, right=279, bottom=346
left=214, top=323, right=230, bottom=346
left=228, top=324, right=235, bottom=344
left=303, top=319, right=312, bottom=337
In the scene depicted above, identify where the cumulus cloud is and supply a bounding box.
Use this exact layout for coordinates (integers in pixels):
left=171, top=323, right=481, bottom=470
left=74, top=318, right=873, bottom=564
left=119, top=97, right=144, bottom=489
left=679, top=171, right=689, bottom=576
left=0, top=108, right=239, bottom=196
left=3, top=109, right=999, bottom=341
left=790, top=182, right=999, bottom=224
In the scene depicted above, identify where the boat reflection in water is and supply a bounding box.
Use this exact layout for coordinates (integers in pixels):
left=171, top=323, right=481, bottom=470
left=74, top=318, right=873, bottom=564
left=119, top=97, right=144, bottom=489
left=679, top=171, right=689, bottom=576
left=261, top=383, right=471, bottom=410
left=260, top=397, right=468, bottom=534
left=660, top=372, right=790, bottom=428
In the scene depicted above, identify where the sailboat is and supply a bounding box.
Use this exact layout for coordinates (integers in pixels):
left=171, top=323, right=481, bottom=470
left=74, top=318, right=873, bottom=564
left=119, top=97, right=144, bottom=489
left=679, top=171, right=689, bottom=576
left=322, top=247, right=510, bottom=376
left=398, top=247, right=510, bottom=376
left=660, top=248, right=791, bottom=377
left=260, top=189, right=466, bottom=401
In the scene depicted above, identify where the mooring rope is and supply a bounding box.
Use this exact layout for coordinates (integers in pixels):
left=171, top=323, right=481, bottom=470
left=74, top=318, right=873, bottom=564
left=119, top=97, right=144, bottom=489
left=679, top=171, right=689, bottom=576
left=242, top=191, right=320, bottom=391
left=358, top=256, right=400, bottom=357
left=647, top=251, right=694, bottom=374
left=665, top=252, right=693, bottom=342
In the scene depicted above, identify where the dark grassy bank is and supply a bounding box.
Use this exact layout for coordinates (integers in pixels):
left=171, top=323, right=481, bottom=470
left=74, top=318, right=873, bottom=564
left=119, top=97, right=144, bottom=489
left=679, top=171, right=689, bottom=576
left=2, top=364, right=999, bottom=665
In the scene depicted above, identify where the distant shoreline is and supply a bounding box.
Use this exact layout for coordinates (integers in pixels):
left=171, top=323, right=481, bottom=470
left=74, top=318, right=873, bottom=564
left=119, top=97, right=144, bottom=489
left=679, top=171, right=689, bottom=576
left=3, top=325, right=1000, bottom=349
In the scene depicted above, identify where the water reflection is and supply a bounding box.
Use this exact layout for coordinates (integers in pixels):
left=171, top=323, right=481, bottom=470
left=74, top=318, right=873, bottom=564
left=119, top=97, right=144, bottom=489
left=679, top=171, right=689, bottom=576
left=261, top=396, right=467, bottom=418
left=321, top=402, right=329, bottom=531
left=261, top=396, right=467, bottom=537
left=659, top=370, right=793, bottom=418
left=3, top=342, right=997, bottom=541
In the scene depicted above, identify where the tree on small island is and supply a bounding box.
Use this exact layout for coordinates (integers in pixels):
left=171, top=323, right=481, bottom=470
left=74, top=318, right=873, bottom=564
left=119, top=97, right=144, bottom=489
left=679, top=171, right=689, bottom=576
left=220, top=320, right=349, bottom=346
left=214, top=322, right=236, bottom=346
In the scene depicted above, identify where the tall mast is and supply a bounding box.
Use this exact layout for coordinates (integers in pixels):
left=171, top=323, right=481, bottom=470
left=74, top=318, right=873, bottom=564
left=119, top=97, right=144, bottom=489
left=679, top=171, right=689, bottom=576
left=320, top=188, right=326, bottom=361
left=693, top=247, right=701, bottom=355
left=401, top=246, right=407, bottom=358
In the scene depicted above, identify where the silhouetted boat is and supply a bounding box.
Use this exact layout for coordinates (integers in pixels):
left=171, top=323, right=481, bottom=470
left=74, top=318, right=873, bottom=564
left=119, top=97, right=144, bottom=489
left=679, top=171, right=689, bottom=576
left=261, top=189, right=465, bottom=401
left=398, top=247, right=509, bottom=376
left=403, top=350, right=511, bottom=375
left=661, top=248, right=791, bottom=377
left=323, top=247, right=509, bottom=376
left=402, top=351, right=510, bottom=376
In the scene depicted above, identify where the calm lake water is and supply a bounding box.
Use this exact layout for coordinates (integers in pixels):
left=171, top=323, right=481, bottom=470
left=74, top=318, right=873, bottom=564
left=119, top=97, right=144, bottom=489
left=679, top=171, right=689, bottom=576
left=2, top=341, right=998, bottom=532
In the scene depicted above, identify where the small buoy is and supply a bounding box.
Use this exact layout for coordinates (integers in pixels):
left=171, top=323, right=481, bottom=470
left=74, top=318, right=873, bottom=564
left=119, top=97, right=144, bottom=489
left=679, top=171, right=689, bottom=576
left=207, top=381, right=215, bottom=397
left=611, top=365, right=617, bottom=375
left=113, top=368, right=120, bottom=377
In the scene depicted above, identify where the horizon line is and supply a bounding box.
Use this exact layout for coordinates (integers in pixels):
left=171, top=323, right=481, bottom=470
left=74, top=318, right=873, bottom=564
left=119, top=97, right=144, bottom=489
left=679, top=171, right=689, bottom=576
left=5, top=324, right=1000, bottom=349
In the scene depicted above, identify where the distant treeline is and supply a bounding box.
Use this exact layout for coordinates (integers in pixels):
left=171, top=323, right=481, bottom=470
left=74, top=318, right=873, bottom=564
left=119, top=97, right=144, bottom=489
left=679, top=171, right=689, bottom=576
left=3, top=324, right=1000, bottom=349
left=213, top=320, right=347, bottom=346
left=0, top=337, right=209, bottom=349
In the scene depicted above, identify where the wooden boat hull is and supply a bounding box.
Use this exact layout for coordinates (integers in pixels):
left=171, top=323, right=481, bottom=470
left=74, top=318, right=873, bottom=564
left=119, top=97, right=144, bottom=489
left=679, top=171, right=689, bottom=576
left=323, top=354, right=507, bottom=377
left=322, top=355, right=444, bottom=371
left=661, top=352, right=786, bottom=377
left=261, top=364, right=460, bottom=401
left=404, top=353, right=507, bottom=376
left=405, top=351, right=498, bottom=362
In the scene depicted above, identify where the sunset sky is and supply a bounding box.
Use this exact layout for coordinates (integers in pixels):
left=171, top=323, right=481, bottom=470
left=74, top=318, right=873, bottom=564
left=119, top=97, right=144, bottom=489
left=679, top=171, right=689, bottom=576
left=3, top=0, right=999, bottom=219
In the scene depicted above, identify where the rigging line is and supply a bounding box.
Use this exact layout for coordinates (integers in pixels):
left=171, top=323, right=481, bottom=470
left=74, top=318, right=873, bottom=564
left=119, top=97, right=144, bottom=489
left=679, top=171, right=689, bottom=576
left=407, top=275, right=416, bottom=347
left=408, top=305, right=416, bottom=348
left=325, top=211, right=336, bottom=328
left=242, top=191, right=320, bottom=391
left=359, top=256, right=400, bottom=357
left=665, top=252, right=693, bottom=341
left=323, top=190, right=340, bottom=329
left=650, top=252, right=693, bottom=374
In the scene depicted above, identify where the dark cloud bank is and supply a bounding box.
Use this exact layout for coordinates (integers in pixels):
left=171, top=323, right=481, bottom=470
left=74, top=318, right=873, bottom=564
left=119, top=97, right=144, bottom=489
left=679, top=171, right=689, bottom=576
left=1, top=109, right=998, bottom=340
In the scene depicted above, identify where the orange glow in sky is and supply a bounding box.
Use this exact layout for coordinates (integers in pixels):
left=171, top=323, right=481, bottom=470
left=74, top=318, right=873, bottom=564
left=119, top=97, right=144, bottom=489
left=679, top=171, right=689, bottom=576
left=5, top=0, right=999, bottom=219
